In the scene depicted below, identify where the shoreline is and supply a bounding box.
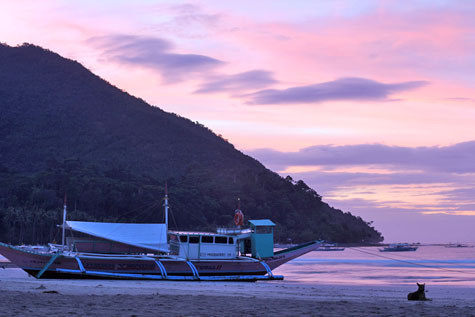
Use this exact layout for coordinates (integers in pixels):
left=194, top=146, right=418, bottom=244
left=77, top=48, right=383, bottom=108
left=1, top=269, right=474, bottom=316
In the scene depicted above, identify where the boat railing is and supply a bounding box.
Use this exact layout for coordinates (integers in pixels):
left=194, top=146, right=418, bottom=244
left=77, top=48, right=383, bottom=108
left=216, top=227, right=252, bottom=235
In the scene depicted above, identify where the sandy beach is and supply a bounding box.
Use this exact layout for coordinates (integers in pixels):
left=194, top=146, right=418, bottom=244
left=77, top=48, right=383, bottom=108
left=0, top=268, right=474, bottom=316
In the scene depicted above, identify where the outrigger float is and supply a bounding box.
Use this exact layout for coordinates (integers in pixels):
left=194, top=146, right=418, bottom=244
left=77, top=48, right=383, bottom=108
left=0, top=192, right=321, bottom=281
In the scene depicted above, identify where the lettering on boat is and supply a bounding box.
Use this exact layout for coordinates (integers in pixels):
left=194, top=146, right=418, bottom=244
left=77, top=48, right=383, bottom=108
left=114, top=263, right=156, bottom=270
left=196, top=265, right=222, bottom=270
left=83, top=262, right=115, bottom=270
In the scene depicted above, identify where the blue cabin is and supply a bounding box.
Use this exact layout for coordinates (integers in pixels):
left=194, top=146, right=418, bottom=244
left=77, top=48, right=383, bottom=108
left=248, top=219, right=275, bottom=258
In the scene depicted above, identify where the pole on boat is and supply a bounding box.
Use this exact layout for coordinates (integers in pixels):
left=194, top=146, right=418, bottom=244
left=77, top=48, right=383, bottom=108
left=164, top=183, right=169, bottom=234
left=62, top=193, right=67, bottom=252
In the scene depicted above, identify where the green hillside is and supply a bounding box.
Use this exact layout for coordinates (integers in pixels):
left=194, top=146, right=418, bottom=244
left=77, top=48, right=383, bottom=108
left=0, top=43, right=383, bottom=244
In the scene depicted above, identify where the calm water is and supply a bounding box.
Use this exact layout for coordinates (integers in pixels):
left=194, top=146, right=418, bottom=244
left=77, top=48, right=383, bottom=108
left=274, top=245, right=475, bottom=286
left=2, top=246, right=475, bottom=286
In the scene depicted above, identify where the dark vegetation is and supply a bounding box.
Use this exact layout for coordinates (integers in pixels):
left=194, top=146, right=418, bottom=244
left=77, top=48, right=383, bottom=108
left=0, top=43, right=383, bottom=245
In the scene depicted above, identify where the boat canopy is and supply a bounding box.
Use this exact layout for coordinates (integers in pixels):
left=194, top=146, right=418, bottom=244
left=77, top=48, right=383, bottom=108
left=65, top=221, right=168, bottom=253
left=248, top=219, right=275, bottom=227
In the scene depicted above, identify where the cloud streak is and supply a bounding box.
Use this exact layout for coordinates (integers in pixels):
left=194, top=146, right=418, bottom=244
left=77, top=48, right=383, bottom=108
left=246, top=77, right=427, bottom=104
left=247, top=141, right=475, bottom=221
left=194, top=70, right=278, bottom=93
left=88, top=35, right=223, bottom=82
left=248, top=141, right=475, bottom=173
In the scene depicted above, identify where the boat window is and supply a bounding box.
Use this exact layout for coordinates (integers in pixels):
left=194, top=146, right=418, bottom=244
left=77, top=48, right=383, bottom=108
left=256, top=226, right=273, bottom=234
left=215, top=236, right=227, bottom=244
left=228, top=237, right=234, bottom=244
left=189, top=236, right=199, bottom=244
left=201, top=236, right=213, bottom=243
left=179, top=235, right=188, bottom=243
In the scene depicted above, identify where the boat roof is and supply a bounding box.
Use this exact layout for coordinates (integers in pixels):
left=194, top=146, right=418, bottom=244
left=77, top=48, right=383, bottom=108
left=65, top=221, right=168, bottom=252
left=169, top=231, right=229, bottom=237
left=248, top=219, right=275, bottom=227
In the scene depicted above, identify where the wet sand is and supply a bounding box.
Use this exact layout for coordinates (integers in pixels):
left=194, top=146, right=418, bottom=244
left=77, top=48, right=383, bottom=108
left=1, top=268, right=474, bottom=316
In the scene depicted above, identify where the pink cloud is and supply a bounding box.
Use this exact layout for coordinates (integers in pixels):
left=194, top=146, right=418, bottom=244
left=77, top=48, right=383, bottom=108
left=87, top=34, right=224, bottom=83
left=245, top=77, right=427, bottom=104
left=212, top=3, right=475, bottom=86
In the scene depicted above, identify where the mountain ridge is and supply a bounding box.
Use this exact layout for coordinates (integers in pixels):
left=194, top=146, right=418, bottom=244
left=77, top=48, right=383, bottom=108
left=0, top=43, right=383, bottom=244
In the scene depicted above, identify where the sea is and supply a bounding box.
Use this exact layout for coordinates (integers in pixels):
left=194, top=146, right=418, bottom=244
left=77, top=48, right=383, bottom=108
left=2, top=245, right=475, bottom=286
left=274, top=245, right=475, bottom=286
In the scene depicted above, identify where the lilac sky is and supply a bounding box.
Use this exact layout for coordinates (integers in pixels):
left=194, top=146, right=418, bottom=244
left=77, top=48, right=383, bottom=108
left=2, top=0, right=475, bottom=243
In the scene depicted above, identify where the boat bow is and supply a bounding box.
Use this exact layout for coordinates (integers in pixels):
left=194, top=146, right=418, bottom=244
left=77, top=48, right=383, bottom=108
left=265, top=240, right=321, bottom=270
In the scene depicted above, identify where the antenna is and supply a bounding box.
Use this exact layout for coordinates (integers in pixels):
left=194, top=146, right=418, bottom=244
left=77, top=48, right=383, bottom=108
left=62, top=193, right=67, bottom=252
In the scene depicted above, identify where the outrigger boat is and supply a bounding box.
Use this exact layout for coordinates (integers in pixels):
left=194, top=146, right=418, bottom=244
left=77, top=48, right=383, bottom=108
left=379, top=243, right=418, bottom=252
left=0, top=192, right=320, bottom=281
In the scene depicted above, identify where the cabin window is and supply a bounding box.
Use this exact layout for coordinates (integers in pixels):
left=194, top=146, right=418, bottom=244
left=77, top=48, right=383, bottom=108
left=256, top=226, right=273, bottom=234
left=179, top=235, right=188, bottom=243
left=215, top=236, right=227, bottom=244
left=228, top=237, right=234, bottom=244
left=201, top=236, right=213, bottom=243
left=189, top=236, right=199, bottom=244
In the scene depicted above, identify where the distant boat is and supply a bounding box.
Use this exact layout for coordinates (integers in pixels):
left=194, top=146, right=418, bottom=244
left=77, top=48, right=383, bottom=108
left=315, top=243, right=345, bottom=251
left=379, top=243, right=418, bottom=252
left=445, top=243, right=473, bottom=248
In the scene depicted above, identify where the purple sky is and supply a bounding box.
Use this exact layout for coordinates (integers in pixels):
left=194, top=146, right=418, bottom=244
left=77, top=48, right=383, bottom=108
left=1, top=0, right=475, bottom=242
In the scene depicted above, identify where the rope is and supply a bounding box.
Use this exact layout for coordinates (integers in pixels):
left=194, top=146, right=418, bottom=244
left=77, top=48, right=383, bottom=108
left=118, top=200, right=161, bottom=221
left=349, top=246, right=475, bottom=276
left=169, top=207, right=178, bottom=230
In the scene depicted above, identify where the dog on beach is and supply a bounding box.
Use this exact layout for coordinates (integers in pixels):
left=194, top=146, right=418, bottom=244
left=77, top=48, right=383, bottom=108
left=407, top=283, right=430, bottom=301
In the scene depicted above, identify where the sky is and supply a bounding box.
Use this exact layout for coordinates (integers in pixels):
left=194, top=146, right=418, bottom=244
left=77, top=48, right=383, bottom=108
left=1, top=0, right=474, bottom=243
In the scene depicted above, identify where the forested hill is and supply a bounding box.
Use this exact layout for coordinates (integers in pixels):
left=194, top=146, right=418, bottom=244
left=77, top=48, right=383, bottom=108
left=0, top=43, right=383, bottom=244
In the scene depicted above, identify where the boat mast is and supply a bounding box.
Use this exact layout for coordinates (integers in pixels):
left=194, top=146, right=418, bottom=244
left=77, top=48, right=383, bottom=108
left=62, top=193, right=67, bottom=252
left=237, top=197, right=241, bottom=229
left=164, top=183, right=169, bottom=233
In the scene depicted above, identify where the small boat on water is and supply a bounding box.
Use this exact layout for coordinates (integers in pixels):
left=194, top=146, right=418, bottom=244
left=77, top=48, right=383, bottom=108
left=379, top=243, right=418, bottom=252
left=0, top=192, right=320, bottom=281
left=314, top=243, right=345, bottom=251
left=445, top=243, right=473, bottom=248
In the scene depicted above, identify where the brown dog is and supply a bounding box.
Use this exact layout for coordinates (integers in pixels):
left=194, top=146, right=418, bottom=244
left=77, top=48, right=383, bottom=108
left=407, top=283, right=430, bottom=301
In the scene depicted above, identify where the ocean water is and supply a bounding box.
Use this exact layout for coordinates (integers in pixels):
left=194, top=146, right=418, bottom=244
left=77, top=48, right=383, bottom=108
left=3, top=246, right=475, bottom=286
left=274, top=245, right=475, bottom=286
